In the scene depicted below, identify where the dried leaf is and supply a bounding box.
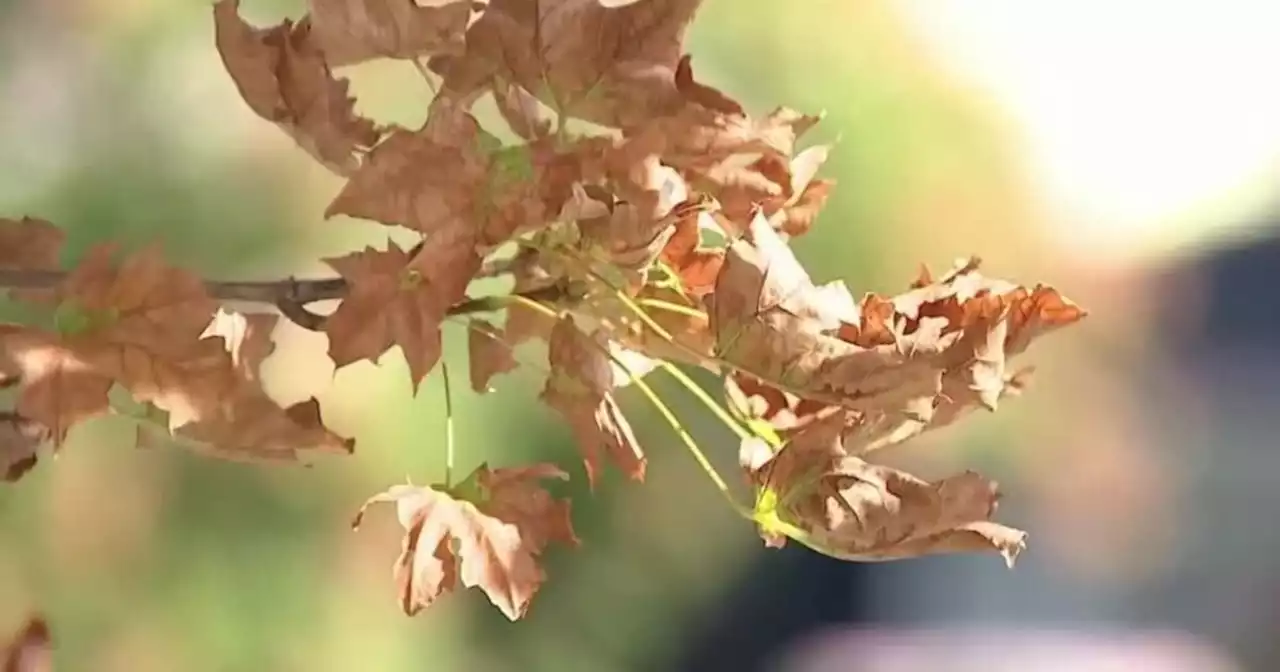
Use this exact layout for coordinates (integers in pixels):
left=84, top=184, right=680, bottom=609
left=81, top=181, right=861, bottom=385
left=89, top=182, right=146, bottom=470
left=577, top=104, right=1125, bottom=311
left=500, top=247, right=560, bottom=347
left=352, top=463, right=578, bottom=620
left=213, top=0, right=381, bottom=175
left=432, top=0, right=711, bottom=128
left=540, top=316, right=644, bottom=487
left=0, top=413, right=49, bottom=484
left=327, top=98, right=575, bottom=254
left=322, top=242, right=466, bottom=391
left=200, top=308, right=279, bottom=382
left=745, top=415, right=1026, bottom=566
left=710, top=215, right=1085, bottom=419
left=657, top=210, right=723, bottom=297
left=1, top=330, right=115, bottom=445
left=307, top=0, right=472, bottom=67
left=491, top=76, right=554, bottom=141
left=175, top=395, right=354, bottom=463
left=620, top=105, right=822, bottom=232
left=468, top=319, right=519, bottom=392
left=578, top=156, right=702, bottom=291
left=2, top=616, right=51, bottom=672
left=0, top=217, right=63, bottom=271
left=23, top=245, right=231, bottom=433
left=178, top=309, right=354, bottom=462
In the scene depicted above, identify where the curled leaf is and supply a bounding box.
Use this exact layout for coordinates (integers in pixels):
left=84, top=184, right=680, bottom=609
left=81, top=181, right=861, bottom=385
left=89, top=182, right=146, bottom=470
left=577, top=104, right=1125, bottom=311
left=213, top=0, right=381, bottom=174
left=710, top=214, right=1085, bottom=421
left=540, top=316, right=645, bottom=487
left=352, top=463, right=578, bottom=621
left=744, top=415, right=1026, bottom=566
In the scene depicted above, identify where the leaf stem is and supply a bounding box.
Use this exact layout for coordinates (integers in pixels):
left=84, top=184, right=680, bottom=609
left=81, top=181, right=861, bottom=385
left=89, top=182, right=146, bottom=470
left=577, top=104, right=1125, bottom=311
left=510, top=295, right=744, bottom=512
left=659, top=363, right=751, bottom=442
left=441, top=361, right=455, bottom=487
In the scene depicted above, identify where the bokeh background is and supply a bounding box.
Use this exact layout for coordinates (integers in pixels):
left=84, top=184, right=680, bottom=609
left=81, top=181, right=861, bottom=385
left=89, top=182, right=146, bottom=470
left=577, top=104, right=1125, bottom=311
left=3, top=1, right=1280, bottom=670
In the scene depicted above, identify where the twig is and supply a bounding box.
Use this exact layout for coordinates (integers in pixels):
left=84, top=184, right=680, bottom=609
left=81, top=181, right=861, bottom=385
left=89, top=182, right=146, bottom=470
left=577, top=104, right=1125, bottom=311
left=0, top=269, right=567, bottom=332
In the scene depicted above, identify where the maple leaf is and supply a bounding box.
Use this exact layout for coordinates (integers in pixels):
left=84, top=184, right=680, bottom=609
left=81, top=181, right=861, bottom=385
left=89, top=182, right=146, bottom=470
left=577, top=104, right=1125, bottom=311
left=744, top=415, right=1026, bottom=565
left=306, top=0, right=473, bottom=67
left=175, top=396, right=354, bottom=463
left=3, top=244, right=245, bottom=447
left=468, top=319, right=519, bottom=393
left=0, top=330, right=113, bottom=447
left=352, top=463, right=578, bottom=620
left=618, top=106, right=823, bottom=233
left=27, top=245, right=234, bottom=433
left=1, top=616, right=51, bottom=672
left=540, top=316, right=644, bottom=487
left=709, top=214, right=1085, bottom=418
left=213, top=0, right=382, bottom=175
left=322, top=242, right=467, bottom=391
left=430, top=0, right=710, bottom=128
left=156, top=308, right=354, bottom=461
left=326, top=97, right=577, bottom=252
left=577, top=156, right=709, bottom=292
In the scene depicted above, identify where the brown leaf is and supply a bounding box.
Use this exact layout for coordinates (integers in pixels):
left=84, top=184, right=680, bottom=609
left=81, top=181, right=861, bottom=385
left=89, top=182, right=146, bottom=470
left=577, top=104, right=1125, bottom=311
left=324, top=111, right=489, bottom=233
left=176, top=395, right=354, bottom=463
left=620, top=106, right=822, bottom=232
left=0, top=412, right=49, bottom=484
left=24, top=245, right=231, bottom=433
left=540, top=316, right=644, bottom=487
left=578, top=156, right=704, bottom=292
left=709, top=216, right=1085, bottom=421
left=491, top=76, right=554, bottom=141
left=307, top=0, right=473, bottom=67
left=326, top=98, right=574, bottom=255
left=674, top=54, right=743, bottom=116
left=500, top=246, right=561, bottom=347
left=352, top=463, right=578, bottom=621
left=0, top=217, right=63, bottom=271
left=1, top=329, right=115, bottom=446
left=200, top=308, right=279, bottom=383
left=745, top=415, right=1026, bottom=566
left=175, top=308, right=354, bottom=462
left=213, top=0, right=381, bottom=175
left=468, top=319, right=518, bottom=393
left=323, top=242, right=469, bottom=391
left=2, top=615, right=51, bottom=672
left=431, top=0, right=711, bottom=128
left=657, top=209, right=723, bottom=298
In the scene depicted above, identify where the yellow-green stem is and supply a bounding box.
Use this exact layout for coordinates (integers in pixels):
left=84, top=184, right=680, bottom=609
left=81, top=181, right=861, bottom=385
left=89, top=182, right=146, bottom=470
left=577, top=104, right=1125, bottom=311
left=441, top=361, right=455, bottom=487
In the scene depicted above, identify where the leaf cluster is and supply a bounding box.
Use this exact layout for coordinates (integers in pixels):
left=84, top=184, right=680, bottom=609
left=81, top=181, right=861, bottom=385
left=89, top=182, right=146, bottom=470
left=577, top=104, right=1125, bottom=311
left=0, top=0, right=1085, bottom=622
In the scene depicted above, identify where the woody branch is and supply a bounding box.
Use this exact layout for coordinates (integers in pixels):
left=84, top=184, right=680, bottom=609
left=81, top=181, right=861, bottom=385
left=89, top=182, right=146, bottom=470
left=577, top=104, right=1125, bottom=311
left=0, top=268, right=566, bottom=332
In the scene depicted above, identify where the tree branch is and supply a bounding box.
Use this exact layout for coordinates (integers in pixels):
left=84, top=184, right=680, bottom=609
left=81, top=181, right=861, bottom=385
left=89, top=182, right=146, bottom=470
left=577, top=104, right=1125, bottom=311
left=0, top=269, right=564, bottom=332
